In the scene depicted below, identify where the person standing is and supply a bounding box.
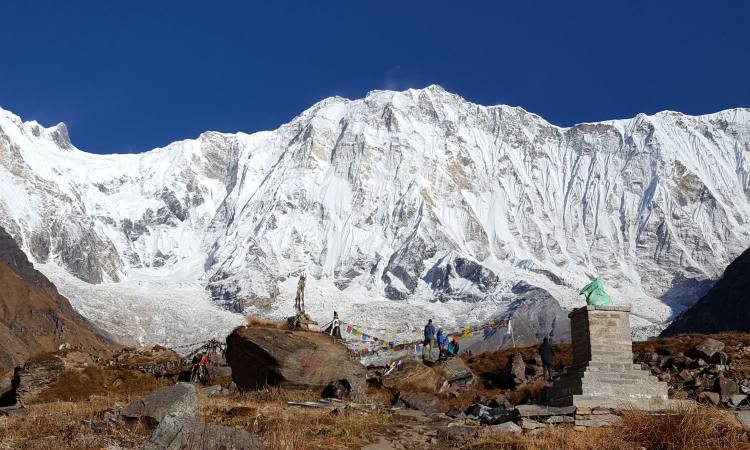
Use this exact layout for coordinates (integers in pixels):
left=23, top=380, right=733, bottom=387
left=330, top=311, right=342, bottom=339
left=539, top=337, right=555, bottom=380
left=423, top=319, right=436, bottom=360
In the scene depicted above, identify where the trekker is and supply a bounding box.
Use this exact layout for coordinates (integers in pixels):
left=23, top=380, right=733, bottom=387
left=330, top=311, right=342, bottom=339
left=423, top=319, right=436, bottom=360
left=437, top=329, right=448, bottom=359
left=540, top=337, right=555, bottom=380
left=446, top=335, right=460, bottom=357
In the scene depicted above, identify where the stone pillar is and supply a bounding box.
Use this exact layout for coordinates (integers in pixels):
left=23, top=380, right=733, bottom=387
left=548, top=305, right=670, bottom=410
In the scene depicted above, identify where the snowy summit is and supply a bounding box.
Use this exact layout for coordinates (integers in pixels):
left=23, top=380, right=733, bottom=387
left=1, top=85, right=749, bottom=346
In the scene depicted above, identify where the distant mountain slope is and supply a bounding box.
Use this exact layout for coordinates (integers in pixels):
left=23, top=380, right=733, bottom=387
left=661, top=246, right=750, bottom=336
left=0, top=227, right=115, bottom=371
left=1, top=85, right=750, bottom=344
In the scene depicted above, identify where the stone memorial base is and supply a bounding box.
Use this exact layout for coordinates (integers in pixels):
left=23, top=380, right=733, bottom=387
left=286, top=313, right=319, bottom=332
left=548, top=305, right=671, bottom=410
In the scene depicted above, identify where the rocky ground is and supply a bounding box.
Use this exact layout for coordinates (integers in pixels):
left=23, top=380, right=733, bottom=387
left=2, top=327, right=750, bottom=449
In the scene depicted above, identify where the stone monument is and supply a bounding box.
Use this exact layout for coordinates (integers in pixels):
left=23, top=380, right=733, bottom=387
left=287, top=274, right=318, bottom=331
left=548, top=305, right=671, bottom=410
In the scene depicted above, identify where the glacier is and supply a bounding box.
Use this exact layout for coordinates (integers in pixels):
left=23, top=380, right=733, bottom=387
left=0, top=85, right=749, bottom=346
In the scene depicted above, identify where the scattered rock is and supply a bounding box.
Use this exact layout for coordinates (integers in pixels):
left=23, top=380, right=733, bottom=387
left=698, top=391, right=720, bottom=405
left=484, top=421, right=522, bottom=434
left=437, top=424, right=480, bottom=441
left=515, top=404, right=576, bottom=417
left=519, top=417, right=545, bottom=430
left=398, top=392, right=441, bottom=415
left=734, top=410, right=750, bottom=426
left=122, top=383, right=197, bottom=429
left=717, top=377, right=740, bottom=401
left=695, top=338, right=725, bottom=359
left=0, top=404, right=26, bottom=417
left=200, top=385, right=226, bottom=397
left=729, top=394, right=747, bottom=407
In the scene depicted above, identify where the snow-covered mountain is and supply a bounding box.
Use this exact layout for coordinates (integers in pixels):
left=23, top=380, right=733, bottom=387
left=1, top=85, right=749, bottom=346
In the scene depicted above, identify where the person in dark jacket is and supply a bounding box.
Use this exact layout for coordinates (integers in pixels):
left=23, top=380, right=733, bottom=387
left=539, top=337, right=555, bottom=380
left=422, top=319, right=436, bottom=360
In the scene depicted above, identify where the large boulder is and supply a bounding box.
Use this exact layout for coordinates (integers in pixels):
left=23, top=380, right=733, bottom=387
left=145, top=413, right=263, bottom=450
left=382, top=359, right=440, bottom=393
left=226, top=326, right=367, bottom=400
left=122, top=383, right=198, bottom=429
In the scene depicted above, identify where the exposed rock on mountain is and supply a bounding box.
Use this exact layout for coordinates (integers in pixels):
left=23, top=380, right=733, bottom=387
left=661, top=247, right=750, bottom=336
left=0, top=227, right=115, bottom=372
left=1, top=86, right=750, bottom=344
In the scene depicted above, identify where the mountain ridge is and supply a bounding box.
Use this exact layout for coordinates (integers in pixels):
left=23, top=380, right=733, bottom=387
left=1, top=85, right=749, bottom=345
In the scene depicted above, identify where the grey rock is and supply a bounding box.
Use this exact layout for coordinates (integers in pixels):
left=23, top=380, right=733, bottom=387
left=717, top=377, right=740, bottom=401
left=437, top=424, right=480, bottom=441
left=695, top=338, right=726, bottom=359
left=510, top=352, right=526, bottom=384
left=519, top=418, right=546, bottom=430
left=438, top=357, right=475, bottom=387
left=698, top=391, right=720, bottom=405
left=123, top=383, right=198, bottom=429
left=734, top=410, right=750, bottom=426
left=0, top=405, right=27, bottom=417
left=145, top=413, right=262, bottom=450
left=399, top=392, right=441, bottom=415
left=729, top=394, right=747, bottom=407
left=515, top=404, right=576, bottom=417
left=200, top=385, right=225, bottom=397
left=485, top=421, right=522, bottom=434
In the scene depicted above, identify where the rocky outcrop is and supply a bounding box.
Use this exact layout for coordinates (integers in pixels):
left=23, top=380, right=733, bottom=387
left=662, top=246, right=750, bottom=336
left=15, top=350, right=95, bottom=405
left=0, top=226, right=115, bottom=372
left=225, top=326, right=367, bottom=400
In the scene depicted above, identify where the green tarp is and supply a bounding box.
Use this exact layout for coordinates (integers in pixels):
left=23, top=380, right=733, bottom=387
left=579, top=276, right=613, bottom=306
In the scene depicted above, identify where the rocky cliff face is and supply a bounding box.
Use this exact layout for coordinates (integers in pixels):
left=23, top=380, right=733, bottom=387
left=0, top=227, right=115, bottom=372
left=1, top=85, right=749, bottom=344
left=661, top=247, right=750, bottom=336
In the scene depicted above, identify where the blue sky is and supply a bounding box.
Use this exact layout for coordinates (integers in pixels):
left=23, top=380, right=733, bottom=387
left=0, top=1, right=748, bottom=154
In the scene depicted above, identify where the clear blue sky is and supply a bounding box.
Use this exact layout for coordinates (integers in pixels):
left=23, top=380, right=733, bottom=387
left=1, top=1, right=748, bottom=154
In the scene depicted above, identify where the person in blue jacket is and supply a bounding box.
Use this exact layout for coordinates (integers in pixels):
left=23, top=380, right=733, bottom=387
left=423, top=319, right=436, bottom=360
left=437, top=329, right=448, bottom=359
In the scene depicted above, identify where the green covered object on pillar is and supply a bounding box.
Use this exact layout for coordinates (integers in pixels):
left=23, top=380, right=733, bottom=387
left=579, top=276, right=613, bottom=306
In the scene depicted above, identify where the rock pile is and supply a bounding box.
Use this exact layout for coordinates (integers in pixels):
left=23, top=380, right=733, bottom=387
left=634, top=337, right=750, bottom=407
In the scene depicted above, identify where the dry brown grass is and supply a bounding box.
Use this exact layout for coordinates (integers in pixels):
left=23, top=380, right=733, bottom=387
left=619, top=403, right=750, bottom=450
left=33, top=366, right=169, bottom=403
left=199, top=387, right=391, bottom=450
left=461, top=404, right=750, bottom=450
left=0, top=395, right=150, bottom=449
